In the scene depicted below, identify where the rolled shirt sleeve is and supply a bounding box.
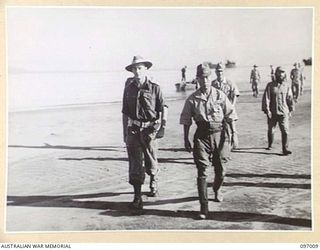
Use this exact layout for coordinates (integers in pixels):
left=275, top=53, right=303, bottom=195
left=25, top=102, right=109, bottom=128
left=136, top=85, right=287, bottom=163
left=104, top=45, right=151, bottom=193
left=180, top=98, right=193, bottom=126
left=223, top=96, right=235, bottom=123
left=261, top=83, right=271, bottom=114
left=155, top=86, right=166, bottom=113
left=286, top=85, right=295, bottom=112
left=233, top=82, right=240, bottom=97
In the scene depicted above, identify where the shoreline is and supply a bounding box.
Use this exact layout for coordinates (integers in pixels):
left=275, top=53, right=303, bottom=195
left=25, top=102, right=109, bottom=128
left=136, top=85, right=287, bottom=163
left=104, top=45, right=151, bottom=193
left=6, top=87, right=312, bottom=231
left=8, top=86, right=312, bottom=114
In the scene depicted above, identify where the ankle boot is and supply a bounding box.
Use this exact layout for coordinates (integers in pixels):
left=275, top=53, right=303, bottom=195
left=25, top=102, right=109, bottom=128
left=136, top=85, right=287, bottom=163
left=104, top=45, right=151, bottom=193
left=149, top=175, right=158, bottom=197
left=199, top=203, right=208, bottom=220
left=213, top=176, right=224, bottom=202
left=129, top=184, right=143, bottom=210
left=197, top=177, right=208, bottom=219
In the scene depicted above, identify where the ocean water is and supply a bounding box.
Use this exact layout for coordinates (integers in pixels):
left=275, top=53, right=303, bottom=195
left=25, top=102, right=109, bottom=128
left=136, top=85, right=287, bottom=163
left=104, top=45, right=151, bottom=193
left=8, top=65, right=312, bottom=112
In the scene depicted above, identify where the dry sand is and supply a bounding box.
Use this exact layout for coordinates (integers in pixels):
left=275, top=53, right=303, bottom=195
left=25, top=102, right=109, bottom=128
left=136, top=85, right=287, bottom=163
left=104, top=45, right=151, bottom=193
left=6, top=87, right=311, bottom=231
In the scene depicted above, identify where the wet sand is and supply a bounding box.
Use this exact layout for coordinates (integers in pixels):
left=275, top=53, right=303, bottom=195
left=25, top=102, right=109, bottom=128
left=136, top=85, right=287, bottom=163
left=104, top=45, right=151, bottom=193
left=6, top=87, right=311, bottom=231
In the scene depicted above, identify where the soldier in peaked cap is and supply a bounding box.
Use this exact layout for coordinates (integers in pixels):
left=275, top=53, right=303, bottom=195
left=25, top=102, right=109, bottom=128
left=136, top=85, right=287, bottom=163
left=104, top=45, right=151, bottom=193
left=212, top=62, right=240, bottom=157
left=180, top=62, right=235, bottom=219
left=250, top=64, right=261, bottom=97
left=262, top=66, right=294, bottom=155
left=122, top=55, right=168, bottom=210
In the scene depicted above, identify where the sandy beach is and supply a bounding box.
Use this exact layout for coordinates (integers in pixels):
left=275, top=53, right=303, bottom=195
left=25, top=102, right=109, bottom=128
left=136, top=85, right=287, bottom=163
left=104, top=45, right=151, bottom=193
left=6, top=87, right=311, bottom=231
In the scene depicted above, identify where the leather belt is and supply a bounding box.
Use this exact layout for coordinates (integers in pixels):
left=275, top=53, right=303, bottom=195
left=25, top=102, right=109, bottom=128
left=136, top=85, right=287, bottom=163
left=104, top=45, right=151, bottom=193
left=128, top=118, right=154, bottom=128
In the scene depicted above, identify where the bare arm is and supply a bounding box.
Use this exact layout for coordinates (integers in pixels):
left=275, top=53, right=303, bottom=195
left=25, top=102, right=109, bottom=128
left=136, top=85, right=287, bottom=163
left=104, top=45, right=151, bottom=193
left=183, top=124, right=192, bottom=152
left=161, top=105, right=168, bottom=127
left=122, top=114, right=128, bottom=143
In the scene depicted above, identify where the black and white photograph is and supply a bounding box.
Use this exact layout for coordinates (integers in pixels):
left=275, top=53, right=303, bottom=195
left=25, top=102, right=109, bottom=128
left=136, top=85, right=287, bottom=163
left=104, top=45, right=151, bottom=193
left=5, top=6, right=313, bottom=232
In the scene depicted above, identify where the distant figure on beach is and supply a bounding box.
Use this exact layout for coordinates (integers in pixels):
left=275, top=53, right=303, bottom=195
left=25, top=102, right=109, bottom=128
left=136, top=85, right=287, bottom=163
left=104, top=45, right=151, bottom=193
left=211, top=62, right=240, bottom=157
left=270, top=65, right=275, bottom=82
left=250, top=65, right=261, bottom=97
left=298, top=62, right=305, bottom=96
left=290, top=63, right=303, bottom=102
left=180, top=62, right=235, bottom=219
left=262, top=66, right=294, bottom=156
left=122, top=55, right=168, bottom=210
left=181, top=66, right=187, bottom=82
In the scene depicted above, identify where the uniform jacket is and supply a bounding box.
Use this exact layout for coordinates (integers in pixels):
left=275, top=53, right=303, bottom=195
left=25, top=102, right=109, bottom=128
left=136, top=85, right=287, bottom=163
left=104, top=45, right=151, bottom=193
left=122, top=77, right=165, bottom=122
left=250, top=69, right=261, bottom=82
left=212, top=77, right=240, bottom=120
left=180, top=86, right=235, bottom=126
left=290, top=68, right=303, bottom=84
left=262, top=81, right=294, bottom=116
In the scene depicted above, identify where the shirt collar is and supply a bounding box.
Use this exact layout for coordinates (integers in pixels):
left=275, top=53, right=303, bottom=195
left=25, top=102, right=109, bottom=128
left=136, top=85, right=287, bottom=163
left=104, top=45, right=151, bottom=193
left=129, top=76, right=151, bottom=90
left=274, top=81, right=284, bottom=87
left=194, top=86, right=214, bottom=101
left=215, top=77, right=226, bottom=84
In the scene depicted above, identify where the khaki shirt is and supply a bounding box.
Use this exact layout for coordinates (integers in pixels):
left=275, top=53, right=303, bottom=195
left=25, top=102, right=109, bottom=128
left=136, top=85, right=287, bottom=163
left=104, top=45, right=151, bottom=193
left=122, top=77, right=165, bottom=122
left=290, top=68, right=303, bottom=84
left=212, top=77, right=240, bottom=120
left=250, top=69, right=261, bottom=82
left=262, top=81, right=294, bottom=116
left=180, top=86, right=235, bottom=126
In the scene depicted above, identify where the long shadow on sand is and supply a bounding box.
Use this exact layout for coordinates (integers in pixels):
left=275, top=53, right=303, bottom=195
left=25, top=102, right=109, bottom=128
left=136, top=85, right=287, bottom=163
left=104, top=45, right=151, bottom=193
left=7, top=193, right=311, bottom=228
left=234, top=147, right=268, bottom=150
left=226, top=173, right=310, bottom=179
left=59, top=156, right=194, bottom=165
left=231, top=149, right=283, bottom=156
left=208, top=182, right=310, bottom=189
left=9, top=145, right=188, bottom=153
left=158, top=148, right=187, bottom=152
left=103, top=209, right=311, bottom=228
left=9, top=144, right=124, bottom=152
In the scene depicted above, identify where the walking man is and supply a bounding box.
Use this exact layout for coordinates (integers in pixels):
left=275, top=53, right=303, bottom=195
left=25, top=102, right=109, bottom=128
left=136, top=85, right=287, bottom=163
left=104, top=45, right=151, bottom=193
left=181, top=66, right=187, bottom=82
left=298, top=62, right=305, bottom=96
left=122, top=55, right=168, bottom=210
left=262, top=66, right=294, bottom=155
left=270, top=65, right=275, bottom=82
left=290, top=62, right=303, bottom=102
left=250, top=65, right=261, bottom=97
left=180, top=62, right=235, bottom=219
left=212, top=62, right=240, bottom=157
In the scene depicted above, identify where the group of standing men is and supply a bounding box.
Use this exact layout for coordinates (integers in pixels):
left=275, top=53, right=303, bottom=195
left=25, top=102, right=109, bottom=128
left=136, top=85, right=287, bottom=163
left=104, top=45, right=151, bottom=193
left=252, top=62, right=305, bottom=156
left=122, top=55, right=297, bottom=219
left=251, top=63, right=304, bottom=104
left=290, top=62, right=305, bottom=103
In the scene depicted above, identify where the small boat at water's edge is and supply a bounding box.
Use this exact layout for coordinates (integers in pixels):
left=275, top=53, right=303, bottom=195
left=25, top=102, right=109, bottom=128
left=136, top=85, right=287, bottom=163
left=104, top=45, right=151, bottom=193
left=225, top=60, right=236, bottom=68
left=303, top=57, right=312, bottom=66
left=175, top=80, right=198, bottom=92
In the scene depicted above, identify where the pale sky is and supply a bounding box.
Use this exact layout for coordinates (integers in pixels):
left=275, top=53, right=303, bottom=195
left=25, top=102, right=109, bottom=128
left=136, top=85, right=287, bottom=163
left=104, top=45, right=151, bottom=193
left=7, top=7, right=313, bottom=72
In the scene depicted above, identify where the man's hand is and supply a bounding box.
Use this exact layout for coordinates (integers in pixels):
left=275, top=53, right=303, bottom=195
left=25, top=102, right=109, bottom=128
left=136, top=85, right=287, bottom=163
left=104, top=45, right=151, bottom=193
left=161, top=119, right=167, bottom=127
left=156, top=119, right=166, bottom=139
left=184, top=138, right=192, bottom=153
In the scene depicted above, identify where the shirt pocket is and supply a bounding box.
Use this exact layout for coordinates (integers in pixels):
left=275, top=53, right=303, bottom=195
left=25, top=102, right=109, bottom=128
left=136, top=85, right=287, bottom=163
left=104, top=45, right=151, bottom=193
left=139, top=91, right=158, bottom=121
left=140, top=92, right=153, bottom=110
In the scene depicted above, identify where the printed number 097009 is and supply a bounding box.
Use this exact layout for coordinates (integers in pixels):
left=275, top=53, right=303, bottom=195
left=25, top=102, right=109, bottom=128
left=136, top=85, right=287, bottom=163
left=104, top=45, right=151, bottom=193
left=300, top=244, right=319, bottom=248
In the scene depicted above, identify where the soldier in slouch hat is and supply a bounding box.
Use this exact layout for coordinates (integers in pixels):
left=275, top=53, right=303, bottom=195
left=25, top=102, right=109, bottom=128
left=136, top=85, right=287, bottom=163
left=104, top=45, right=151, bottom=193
left=122, top=55, right=168, bottom=210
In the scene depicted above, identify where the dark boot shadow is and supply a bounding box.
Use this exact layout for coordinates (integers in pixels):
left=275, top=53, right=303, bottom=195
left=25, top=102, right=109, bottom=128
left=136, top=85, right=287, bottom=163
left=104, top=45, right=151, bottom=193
left=232, top=149, right=283, bottom=156
left=7, top=193, right=311, bottom=228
